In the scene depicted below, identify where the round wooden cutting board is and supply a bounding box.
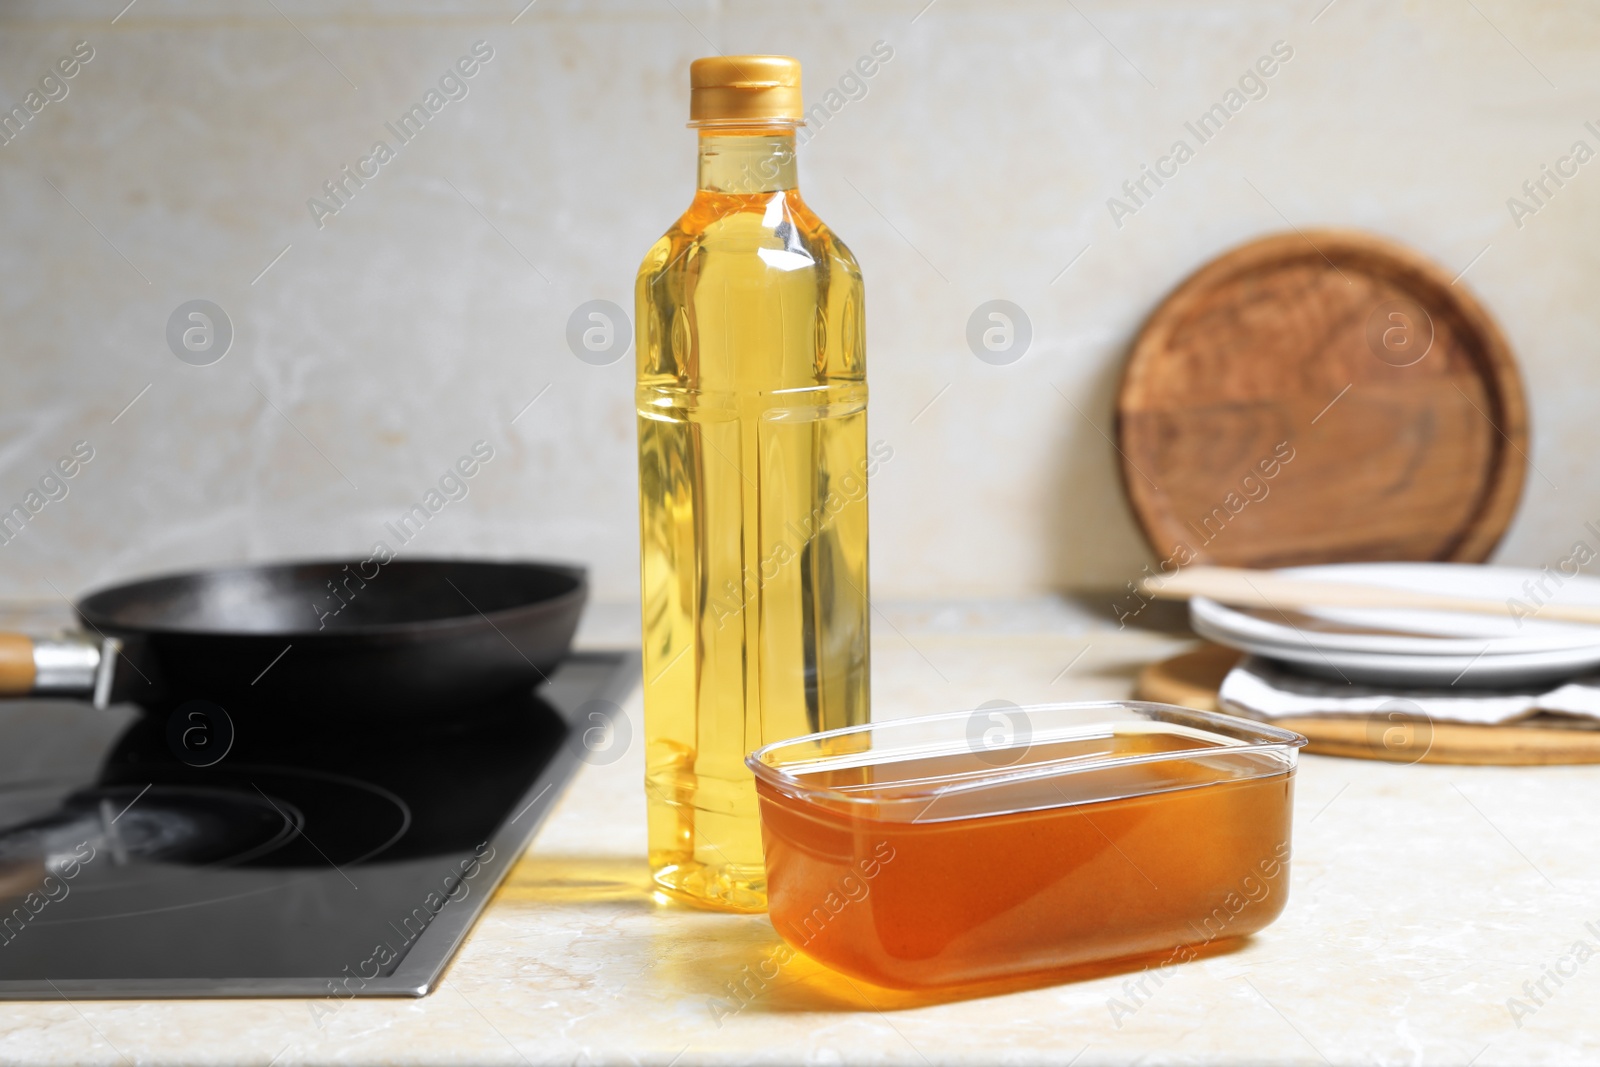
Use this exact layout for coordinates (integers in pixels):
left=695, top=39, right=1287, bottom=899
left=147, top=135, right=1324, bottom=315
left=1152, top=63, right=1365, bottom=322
left=1135, top=644, right=1600, bottom=765
left=1115, top=230, right=1528, bottom=568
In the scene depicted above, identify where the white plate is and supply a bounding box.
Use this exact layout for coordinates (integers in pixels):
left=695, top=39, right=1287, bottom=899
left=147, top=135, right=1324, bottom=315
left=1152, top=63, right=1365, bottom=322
left=1189, top=563, right=1600, bottom=687
left=1191, top=563, right=1600, bottom=657
left=1192, top=612, right=1600, bottom=687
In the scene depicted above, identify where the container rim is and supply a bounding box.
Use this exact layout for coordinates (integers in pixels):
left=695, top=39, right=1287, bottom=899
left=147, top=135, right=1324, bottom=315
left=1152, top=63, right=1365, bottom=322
left=745, top=700, right=1308, bottom=811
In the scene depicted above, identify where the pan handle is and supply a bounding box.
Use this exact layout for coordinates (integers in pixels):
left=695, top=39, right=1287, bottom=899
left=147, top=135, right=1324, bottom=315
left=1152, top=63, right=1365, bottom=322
left=0, top=633, right=120, bottom=709
left=0, top=634, right=33, bottom=695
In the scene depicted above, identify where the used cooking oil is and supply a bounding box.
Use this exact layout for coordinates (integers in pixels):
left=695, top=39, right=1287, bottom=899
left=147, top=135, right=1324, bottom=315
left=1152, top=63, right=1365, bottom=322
left=635, top=55, right=872, bottom=912
left=750, top=714, right=1301, bottom=989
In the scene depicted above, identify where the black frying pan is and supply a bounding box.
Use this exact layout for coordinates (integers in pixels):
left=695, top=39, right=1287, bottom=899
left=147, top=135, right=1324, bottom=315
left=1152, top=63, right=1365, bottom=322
left=0, top=560, right=587, bottom=715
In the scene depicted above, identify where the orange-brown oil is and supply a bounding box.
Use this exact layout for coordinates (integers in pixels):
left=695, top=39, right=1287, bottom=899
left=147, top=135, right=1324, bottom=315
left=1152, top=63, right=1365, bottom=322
left=756, top=734, right=1294, bottom=989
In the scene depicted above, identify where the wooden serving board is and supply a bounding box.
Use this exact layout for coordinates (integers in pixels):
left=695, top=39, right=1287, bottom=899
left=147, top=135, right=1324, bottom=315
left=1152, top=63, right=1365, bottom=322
left=1116, top=230, right=1527, bottom=568
left=1135, top=644, right=1600, bottom=765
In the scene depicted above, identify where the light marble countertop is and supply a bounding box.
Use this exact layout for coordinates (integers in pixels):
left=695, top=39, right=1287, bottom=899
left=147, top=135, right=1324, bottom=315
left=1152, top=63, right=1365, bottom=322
left=2, top=600, right=1597, bottom=1065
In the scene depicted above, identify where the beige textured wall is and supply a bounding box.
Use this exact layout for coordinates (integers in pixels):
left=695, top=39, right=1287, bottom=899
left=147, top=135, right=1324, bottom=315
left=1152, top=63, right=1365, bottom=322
left=0, top=0, right=1596, bottom=605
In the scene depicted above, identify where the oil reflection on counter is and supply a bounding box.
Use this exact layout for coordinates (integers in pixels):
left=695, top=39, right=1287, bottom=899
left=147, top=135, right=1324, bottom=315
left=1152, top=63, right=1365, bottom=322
left=483, top=848, right=1258, bottom=1034
left=493, top=853, right=656, bottom=909
left=667, top=925, right=1252, bottom=1022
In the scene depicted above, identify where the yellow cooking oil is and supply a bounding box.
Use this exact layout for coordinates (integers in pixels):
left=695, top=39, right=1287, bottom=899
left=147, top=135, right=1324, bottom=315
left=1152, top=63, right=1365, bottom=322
left=634, top=56, right=872, bottom=912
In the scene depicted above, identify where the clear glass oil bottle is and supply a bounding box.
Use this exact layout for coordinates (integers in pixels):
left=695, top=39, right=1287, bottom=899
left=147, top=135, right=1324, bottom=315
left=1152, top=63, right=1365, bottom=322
left=634, top=56, right=872, bottom=912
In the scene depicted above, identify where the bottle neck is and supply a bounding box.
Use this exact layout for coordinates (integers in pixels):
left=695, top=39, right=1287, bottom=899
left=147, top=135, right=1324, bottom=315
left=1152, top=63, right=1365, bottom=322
left=696, top=129, right=798, bottom=194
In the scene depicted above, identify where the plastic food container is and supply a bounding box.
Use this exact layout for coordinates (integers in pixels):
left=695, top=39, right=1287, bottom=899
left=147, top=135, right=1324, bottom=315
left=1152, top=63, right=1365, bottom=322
left=746, top=701, right=1307, bottom=990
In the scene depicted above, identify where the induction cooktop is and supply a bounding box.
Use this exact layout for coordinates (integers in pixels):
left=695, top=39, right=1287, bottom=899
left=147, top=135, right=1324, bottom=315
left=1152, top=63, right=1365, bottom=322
left=0, top=650, right=637, bottom=999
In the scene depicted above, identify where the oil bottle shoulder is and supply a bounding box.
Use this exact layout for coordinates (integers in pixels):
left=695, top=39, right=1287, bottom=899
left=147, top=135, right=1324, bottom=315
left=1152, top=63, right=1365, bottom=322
left=786, top=195, right=862, bottom=280
left=636, top=190, right=861, bottom=284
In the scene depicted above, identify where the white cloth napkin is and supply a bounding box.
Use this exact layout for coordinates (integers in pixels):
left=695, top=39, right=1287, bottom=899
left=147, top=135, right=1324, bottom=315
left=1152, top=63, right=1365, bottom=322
left=1218, top=656, right=1600, bottom=726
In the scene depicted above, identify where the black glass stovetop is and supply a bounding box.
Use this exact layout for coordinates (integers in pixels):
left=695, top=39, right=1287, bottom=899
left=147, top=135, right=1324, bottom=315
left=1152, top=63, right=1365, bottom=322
left=0, top=650, right=637, bottom=999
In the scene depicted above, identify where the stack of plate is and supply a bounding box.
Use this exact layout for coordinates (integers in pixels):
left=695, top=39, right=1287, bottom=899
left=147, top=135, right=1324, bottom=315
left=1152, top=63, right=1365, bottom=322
left=1190, top=563, right=1600, bottom=687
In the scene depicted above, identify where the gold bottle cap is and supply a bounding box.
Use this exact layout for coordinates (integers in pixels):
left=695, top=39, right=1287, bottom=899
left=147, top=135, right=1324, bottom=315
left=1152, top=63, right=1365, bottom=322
left=689, top=55, right=803, bottom=127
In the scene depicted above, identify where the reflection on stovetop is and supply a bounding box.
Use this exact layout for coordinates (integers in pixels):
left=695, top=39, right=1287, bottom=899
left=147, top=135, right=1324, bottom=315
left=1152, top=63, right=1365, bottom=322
left=0, top=675, right=585, bottom=984
left=92, top=690, right=570, bottom=863
left=0, top=783, right=304, bottom=874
